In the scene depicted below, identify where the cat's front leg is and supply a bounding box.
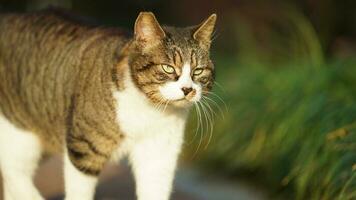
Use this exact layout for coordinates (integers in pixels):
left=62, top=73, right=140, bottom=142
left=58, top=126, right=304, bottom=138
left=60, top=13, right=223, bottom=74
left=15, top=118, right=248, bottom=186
left=64, top=152, right=99, bottom=200
left=129, top=131, right=184, bottom=200
left=64, top=129, right=117, bottom=200
left=63, top=94, right=122, bottom=200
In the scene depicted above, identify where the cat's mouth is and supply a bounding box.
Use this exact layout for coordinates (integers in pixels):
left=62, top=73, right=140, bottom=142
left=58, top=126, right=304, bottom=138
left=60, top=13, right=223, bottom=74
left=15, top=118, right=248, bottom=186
left=169, top=99, right=193, bottom=108
left=173, top=93, right=198, bottom=102
left=169, top=95, right=200, bottom=108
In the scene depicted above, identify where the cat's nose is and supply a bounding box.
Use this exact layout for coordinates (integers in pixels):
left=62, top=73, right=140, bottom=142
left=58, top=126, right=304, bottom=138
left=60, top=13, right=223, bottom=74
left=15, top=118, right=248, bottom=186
left=181, top=87, right=193, bottom=96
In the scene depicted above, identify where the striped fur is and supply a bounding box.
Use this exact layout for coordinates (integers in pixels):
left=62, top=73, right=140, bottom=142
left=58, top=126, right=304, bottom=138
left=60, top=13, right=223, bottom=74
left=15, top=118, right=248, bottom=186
left=0, top=9, right=216, bottom=200
left=0, top=10, right=127, bottom=175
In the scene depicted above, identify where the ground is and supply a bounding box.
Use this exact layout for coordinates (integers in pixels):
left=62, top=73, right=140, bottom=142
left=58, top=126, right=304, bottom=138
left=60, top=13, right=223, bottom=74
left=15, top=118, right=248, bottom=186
left=0, top=157, right=266, bottom=200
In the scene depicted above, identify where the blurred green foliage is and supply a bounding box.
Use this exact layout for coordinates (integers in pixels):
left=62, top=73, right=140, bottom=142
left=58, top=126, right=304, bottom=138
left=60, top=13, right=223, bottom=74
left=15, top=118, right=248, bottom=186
left=185, top=4, right=356, bottom=200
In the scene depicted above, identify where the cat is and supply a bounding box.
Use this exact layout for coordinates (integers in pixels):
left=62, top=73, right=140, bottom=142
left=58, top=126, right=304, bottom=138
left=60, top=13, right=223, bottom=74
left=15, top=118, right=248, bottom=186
left=0, top=8, right=216, bottom=200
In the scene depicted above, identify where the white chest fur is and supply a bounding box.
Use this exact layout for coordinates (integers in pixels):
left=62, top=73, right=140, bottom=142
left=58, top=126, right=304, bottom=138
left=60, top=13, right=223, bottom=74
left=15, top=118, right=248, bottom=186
left=111, top=68, right=189, bottom=200
left=111, top=69, right=189, bottom=160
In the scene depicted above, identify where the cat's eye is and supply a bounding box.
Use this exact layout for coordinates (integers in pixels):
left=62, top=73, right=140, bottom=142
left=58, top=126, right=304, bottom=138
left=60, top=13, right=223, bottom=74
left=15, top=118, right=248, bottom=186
left=161, top=64, right=175, bottom=74
left=193, top=68, right=204, bottom=76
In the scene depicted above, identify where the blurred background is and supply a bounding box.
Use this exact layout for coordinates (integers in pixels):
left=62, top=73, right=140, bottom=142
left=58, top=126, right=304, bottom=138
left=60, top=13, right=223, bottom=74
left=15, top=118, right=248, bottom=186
left=0, top=0, right=356, bottom=199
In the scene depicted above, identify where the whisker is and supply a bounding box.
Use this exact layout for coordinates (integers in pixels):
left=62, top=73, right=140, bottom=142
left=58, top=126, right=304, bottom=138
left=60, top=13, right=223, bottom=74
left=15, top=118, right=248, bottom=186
left=153, top=101, right=161, bottom=111
left=154, top=97, right=165, bottom=113
left=192, top=102, right=204, bottom=158
left=203, top=95, right=225, bottom=119
left=200, top=99, right=214, bottom=150
left=214, top=81, right=226, bottom=93
left=206, top=91, right=228, bottom=113
left=188, top=102, right=201, bottom=145
left=202, top=96, right=218, bottom=117
left=198, top=101, right=210, bottom=149
left=162, top=100, right=170, bottom=113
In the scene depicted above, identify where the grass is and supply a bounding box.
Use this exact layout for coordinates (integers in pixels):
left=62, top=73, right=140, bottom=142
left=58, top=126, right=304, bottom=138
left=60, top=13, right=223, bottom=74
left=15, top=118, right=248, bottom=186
left=184, top=7, right=356, bottom=199
left=185, top=59, right=356, bottom=200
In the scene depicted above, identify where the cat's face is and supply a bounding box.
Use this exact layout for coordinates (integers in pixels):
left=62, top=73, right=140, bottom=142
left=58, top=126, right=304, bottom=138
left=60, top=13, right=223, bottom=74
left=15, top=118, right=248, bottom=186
left=129, top=12, right=216, bottom=108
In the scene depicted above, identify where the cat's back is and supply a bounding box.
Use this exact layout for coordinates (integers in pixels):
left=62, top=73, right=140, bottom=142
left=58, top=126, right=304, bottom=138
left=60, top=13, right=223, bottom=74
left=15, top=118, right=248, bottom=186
left=0, top=10, right=93, bottom=145
left=0, top=9, right=125, bottom=51
left=0, top=9, right=128, bottom=151
left=0, top=8, right=130, bottom=53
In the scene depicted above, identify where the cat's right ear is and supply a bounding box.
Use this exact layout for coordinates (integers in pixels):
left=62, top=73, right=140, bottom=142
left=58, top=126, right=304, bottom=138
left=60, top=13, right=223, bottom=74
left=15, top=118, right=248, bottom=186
left=134, top=12, right=165, bottom=44
left=193, top=14, right=217, bottom=49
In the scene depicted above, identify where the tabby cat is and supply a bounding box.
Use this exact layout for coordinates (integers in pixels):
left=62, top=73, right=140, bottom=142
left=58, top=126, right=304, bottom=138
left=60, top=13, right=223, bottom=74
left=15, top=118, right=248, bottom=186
left=0, top=9, right=216, bottom=200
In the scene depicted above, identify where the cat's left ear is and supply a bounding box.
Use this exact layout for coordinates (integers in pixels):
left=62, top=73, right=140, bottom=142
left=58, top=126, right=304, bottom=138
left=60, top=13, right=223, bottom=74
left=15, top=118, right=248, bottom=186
left=193, top=14, right=217, bottom=48
left=134, top=12, right=165, bottom=44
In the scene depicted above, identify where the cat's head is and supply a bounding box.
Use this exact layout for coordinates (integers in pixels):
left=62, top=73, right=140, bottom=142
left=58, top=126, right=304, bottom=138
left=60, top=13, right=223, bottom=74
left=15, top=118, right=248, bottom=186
left=128, top=12, right=216, bottom=108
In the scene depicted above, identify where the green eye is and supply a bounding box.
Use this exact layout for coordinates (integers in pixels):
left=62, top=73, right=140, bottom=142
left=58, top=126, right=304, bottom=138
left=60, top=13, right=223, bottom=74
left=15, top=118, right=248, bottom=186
left=161, top=64, right=175, bottom=74
left=193, top=68, right=204, bottom=76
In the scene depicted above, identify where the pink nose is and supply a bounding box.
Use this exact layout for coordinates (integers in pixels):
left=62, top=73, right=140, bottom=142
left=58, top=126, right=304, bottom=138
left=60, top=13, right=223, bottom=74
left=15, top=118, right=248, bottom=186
left=181, top=87, right=193, bottom=96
